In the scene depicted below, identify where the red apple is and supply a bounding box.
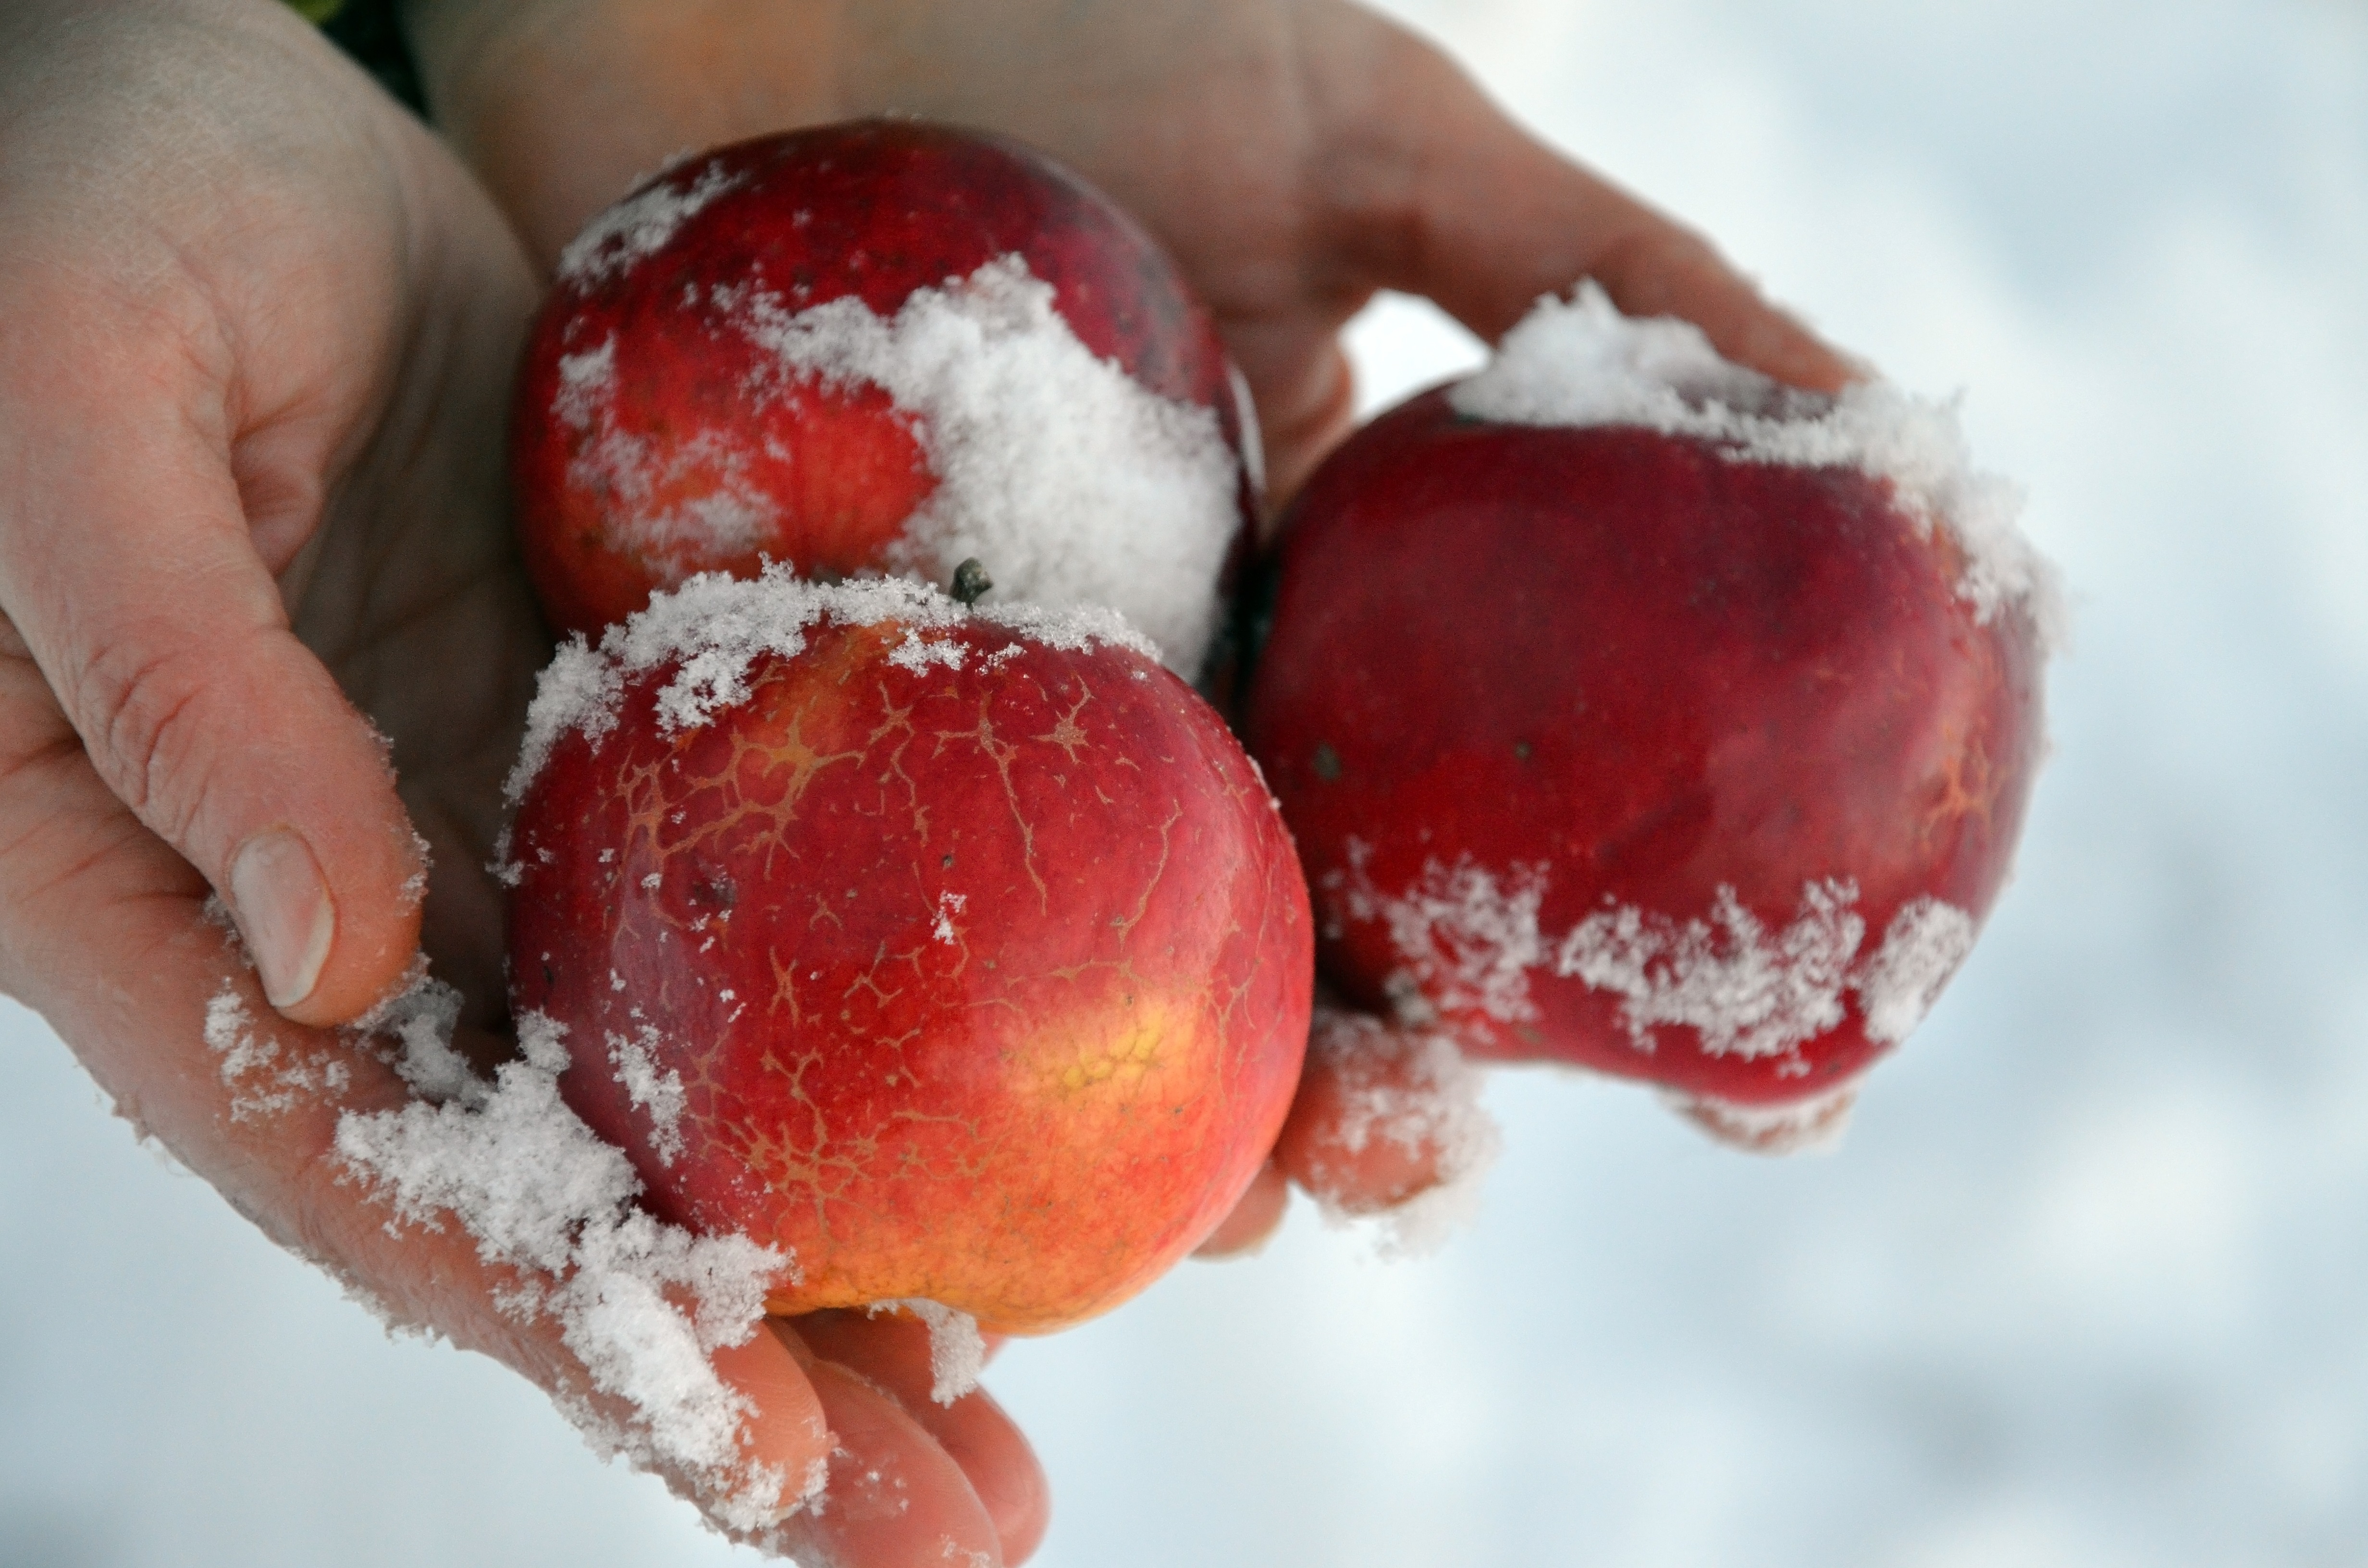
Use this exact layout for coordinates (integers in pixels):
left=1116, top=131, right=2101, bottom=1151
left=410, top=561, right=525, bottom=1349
left=505, top=573, right=1311, bottom=1333
left=1241, top=294, right=2052, bottom=1140
left=510, top=120, right=1257, bottom=675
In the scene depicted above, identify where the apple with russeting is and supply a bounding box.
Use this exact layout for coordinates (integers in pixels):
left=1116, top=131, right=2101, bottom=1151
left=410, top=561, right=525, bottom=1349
left=509, top=119, right=1256, bottom=676
left=1242, top=290, right=2053, bottom=1149
left=506, top=573, right=1312, bottom=1332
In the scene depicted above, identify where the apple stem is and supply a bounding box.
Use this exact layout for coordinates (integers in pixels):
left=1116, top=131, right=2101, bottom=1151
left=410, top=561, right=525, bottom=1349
left=950, top=557, right=993, bottom=606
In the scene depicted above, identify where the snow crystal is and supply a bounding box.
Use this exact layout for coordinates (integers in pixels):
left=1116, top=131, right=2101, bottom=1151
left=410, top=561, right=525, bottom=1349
left=888, top=627, right=968, bottom=674
left=508, top=568, right=1159, bottom=801
left=1304, top=1007, right=1502, bottom=1257
left=1449, top=284, right=2069, bottom=651
left=398, top=829, right=432, bottom=912
left=571, top=423, right=784, bottom=576
left=334, top=990, right=794, bottom=1531
left=505, top=635, right=622, bottom=803
left=554, top=337, right=617, bottom=431
left=1330, top=841, right=1550, bottom=1029
left=735, top=255, right=1238, bottom=674
left=1555, top=881, right=1866, bottom=1061
left=1338, top=853, right=1979, bottom=1074
left=1854, top=898, right=1979, bottom=1043
left=203, top=982, right=351, bottom=1120
left=870, top=1299, right=987, bottom=1406
left=1670, top=1078, right=1861, bottom=1156
left=608, top=1025, right=689, bottom=1165
left=558, top=161, right=741, bottom=285
left=930, top=891, right=967, bottom=947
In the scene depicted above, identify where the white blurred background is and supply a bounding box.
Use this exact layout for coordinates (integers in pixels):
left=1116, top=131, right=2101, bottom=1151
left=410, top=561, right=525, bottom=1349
left=6, top=0, right=2366, bottom=1563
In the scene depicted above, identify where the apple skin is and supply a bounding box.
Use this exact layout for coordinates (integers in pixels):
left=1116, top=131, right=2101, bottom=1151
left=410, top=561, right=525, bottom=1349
left=1240, top=388, right=2045, bottom=1113
left=511, top=119, right=1254, bottom=638
left=506, top=605, right=1312, bottom=1333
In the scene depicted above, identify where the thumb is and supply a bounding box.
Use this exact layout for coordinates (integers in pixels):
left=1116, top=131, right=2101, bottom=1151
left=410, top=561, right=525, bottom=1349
left=0, top=373, right=422, bottom=1026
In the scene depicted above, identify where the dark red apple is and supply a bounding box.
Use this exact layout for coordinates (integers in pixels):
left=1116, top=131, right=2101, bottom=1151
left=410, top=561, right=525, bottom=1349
left=506, top=573, right=1311, bottom=1332
left=510, top=120, right=1256, bottom=674
left=1242, top=299, right=2051, bottom=1141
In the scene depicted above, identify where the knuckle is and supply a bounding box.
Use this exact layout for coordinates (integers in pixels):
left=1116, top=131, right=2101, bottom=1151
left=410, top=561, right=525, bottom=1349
left=72, top=630, right=222, bottom=842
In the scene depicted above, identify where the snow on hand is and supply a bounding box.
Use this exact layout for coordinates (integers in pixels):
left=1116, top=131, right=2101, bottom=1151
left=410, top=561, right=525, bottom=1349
left=1449, top=283, right=2069, bottom=652
left=1302, top=1006, right=1504, bottom=1257
left=330, top=980, right=802, bottom=1532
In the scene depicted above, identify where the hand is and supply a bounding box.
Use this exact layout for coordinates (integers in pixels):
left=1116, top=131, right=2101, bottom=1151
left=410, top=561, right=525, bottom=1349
left=0, top=2, right=1044, bottom=1560
left=405, top=0, right=1856, bottom=507
left=403, top=0, right=1857, bottom=1232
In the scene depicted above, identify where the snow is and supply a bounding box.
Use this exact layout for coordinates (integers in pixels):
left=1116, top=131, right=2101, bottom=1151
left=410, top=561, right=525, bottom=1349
left=9, top=5, right=2362, bottom=1565
left=1300, top=1007, right=1504, bottom=1256
left=1451, top=284, right=2069, bottom=651
left=203, top=982, right=352, bottom=1121
left=333, top=989, right=793, bottom=1532
left=1325, top=842, right=1551, bottom=1028
left=507, top=567, right=1160, bottom=804
left=733, top=255, right=1238, bottom=676
left=871, top=1299, right=989, bottom=1406
left=1666, top=1078, right=1859, bottom=1156
left=557, top=162, right=742, bottom=286
left=1853, top=898, right=1979, bottom=1045
left=1332, top=846, right=1974, bottom=1074
left=605, top=1026, right=689, bottom=1167
left=1555, top=881, right=1865, bottom=1061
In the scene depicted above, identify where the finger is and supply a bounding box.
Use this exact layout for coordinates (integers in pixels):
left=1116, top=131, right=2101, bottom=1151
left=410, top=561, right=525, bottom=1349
left=1273, top=1008, right=1500, bottom=1216
left=712, top=1322, right=836, bottom=1511
left=791, top=1311, right=1052, bottom=1565
left=1303, top=3, right=1858, bottom=394
left=0, top=294, right=422, bottom=1026
left=1227, top=332, right=1363, bottom=524
left=1192, top=1157, right=1290, bottom=1258
left=778, top=1358, right=1009, bottom=1568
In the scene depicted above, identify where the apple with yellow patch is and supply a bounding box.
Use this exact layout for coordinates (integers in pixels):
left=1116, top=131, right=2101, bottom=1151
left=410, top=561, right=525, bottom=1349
left=505, top=571, right=1311, bottom=1330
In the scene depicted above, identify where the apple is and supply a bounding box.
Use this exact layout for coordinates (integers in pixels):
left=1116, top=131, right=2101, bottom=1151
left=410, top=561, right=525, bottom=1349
left=504, top=571, right=1312, bottom=1333
left=510, top=119, right=1258, bottom=678
left=1241, top=288, right=2055, bottom=1146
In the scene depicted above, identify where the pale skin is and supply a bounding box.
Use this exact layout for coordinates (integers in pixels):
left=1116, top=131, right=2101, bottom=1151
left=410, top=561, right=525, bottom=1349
left=0, top=0, right=1850, bottom=1562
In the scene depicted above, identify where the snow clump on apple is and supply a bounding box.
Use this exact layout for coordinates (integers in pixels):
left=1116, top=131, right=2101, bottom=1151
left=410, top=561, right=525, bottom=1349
left=557, top=255, right=1238, bottom=676
left=557, top=161, right=743, bottom=285
left=1450, top=282, right=2070, bottom=651
left=507, top=565, right=1159, bottom=800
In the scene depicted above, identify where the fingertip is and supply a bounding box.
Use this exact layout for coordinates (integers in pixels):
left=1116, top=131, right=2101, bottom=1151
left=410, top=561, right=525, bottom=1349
left=235, top=800, right=425, bottom=1027
left=710, top=1322, right=834, bottom=1519
left=789, top=1312, right=1051, bottom=1564
left=1275, top=1012, right=1495, bottom=1215
left=788, top=1358, right=1006, bottom=1568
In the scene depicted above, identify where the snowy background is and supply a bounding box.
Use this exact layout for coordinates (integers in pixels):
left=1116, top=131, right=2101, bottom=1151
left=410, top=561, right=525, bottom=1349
left=6, top=0, right=2366, bottom=1563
